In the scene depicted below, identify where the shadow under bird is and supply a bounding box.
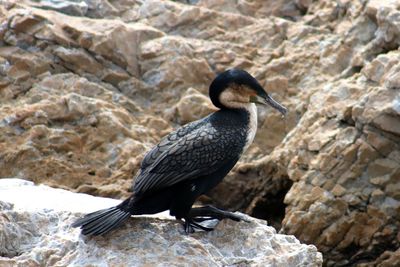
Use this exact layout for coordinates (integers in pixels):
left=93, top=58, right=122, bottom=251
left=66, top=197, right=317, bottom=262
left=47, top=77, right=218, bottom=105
left=72, top=69, right=287, bottom=235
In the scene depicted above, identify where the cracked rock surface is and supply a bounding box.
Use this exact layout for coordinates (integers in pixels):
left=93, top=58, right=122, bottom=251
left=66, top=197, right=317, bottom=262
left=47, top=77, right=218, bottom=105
left=0, top=0, right=399, bottom=265
left=0, top=179, right=322, bottom=266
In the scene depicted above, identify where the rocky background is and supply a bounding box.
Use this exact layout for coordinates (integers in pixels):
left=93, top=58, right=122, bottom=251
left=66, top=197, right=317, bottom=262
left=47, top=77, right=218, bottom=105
left=0, top=0, right=399, bottom=266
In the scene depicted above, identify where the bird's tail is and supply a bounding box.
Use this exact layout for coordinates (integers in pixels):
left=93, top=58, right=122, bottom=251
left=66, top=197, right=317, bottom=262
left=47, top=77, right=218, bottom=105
left=72, top=199, right=132, bottom=236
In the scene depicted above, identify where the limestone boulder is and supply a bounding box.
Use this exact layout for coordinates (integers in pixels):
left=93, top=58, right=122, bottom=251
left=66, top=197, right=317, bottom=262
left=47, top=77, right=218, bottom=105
left=0, top=179, right=323, bottom=266
left=164, top=87, right=216, bottom=124
left=1, top=0, right=400, bottom=266
left=253, top=62, right=400, bottom=266
left=0, top=72, right=172, bottom=197
left=180, top=0, right=305, bottom=19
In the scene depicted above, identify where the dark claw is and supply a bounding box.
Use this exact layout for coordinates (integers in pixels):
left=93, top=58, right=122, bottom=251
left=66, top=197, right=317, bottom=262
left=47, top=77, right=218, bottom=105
left=182, top=205, right=250, bottom=233
left=183, top=218, right=213, bottom=233
left=190, top=221, right=214, bottom=231
left=184, top=219, right=195, bottom=234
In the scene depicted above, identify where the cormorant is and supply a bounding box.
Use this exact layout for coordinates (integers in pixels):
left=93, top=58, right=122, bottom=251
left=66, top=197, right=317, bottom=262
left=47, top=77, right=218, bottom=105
left=72, top=69, right=287, bottom=235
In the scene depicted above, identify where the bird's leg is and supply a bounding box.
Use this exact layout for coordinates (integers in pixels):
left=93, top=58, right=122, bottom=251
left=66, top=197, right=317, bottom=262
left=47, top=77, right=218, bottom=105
left=189, top=205, right=247, bottom=222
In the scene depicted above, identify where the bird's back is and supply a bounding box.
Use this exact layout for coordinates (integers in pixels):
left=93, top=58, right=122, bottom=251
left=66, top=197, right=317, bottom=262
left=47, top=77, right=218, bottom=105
left=132, top=109, right=250, bottom=196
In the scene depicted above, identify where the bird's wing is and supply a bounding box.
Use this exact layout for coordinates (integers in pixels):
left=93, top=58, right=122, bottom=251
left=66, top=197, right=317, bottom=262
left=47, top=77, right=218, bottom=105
left=133, top=122, right=245, bottom=195
left=140, top=119, right=205, bottom=170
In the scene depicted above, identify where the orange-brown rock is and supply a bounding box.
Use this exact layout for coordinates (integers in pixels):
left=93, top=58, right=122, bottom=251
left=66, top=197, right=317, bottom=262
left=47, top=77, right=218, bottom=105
left=0, top=0, right=399, bottom=266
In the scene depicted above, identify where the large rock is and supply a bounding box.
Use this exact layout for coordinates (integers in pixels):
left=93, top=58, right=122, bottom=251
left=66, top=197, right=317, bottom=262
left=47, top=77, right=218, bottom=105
left=277, top=74, right=400, bottom=266
left=0, top=179, right=323, bottom=266
left=1, top=0, right=400, bottom=266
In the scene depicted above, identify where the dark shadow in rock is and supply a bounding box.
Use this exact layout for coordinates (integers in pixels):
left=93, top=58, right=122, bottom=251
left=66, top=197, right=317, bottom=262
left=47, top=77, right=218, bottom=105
left=249, top=178, right=293, bottom=230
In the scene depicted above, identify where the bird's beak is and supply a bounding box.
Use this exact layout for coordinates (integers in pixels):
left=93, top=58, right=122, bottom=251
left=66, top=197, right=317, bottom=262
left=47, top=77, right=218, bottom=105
left=250, top=94, right=288, bottom=116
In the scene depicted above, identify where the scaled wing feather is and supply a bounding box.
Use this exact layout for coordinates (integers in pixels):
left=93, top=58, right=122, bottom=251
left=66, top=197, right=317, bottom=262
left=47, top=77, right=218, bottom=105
left=133, top=122, right=243, bottom=195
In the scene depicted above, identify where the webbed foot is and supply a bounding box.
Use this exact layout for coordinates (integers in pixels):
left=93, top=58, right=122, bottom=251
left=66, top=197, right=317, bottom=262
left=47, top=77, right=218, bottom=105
left=183, top=218, right=214, bottom=234
left=182, top=205, right=249, bottom=233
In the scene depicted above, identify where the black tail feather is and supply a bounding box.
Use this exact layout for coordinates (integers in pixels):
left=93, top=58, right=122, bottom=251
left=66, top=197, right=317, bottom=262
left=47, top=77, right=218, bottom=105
left=72, top=205, right=131, bottom=236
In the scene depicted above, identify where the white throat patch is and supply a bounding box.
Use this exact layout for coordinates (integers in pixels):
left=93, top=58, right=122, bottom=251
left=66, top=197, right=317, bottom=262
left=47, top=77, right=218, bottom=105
left=243, top=103, right=257, bottom=153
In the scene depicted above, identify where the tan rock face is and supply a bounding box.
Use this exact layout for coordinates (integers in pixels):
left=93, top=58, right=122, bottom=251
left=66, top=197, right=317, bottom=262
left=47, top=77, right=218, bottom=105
left=0, top=0, right=399, bottom=266
left=274, top=73, right=400, bottom=265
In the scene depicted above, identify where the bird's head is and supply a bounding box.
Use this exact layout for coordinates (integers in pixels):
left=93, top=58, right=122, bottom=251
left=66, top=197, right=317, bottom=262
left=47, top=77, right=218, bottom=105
left=209, top=69, right=287, bottom=116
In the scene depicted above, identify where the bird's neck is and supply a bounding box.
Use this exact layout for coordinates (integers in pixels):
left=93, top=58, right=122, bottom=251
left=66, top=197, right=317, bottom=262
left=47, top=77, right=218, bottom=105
left=242, top=103, right=257, bottom=153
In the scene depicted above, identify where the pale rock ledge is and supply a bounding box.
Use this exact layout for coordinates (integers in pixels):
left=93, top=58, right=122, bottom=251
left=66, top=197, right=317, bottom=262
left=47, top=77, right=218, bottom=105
left=0, top=178, right=322, bottom=266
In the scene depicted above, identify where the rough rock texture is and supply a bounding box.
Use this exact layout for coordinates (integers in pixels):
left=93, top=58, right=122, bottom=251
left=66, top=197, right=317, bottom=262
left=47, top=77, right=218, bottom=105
left=0, top=179, right=323, bottom=266
left=0, top=0, right=400, bottom=266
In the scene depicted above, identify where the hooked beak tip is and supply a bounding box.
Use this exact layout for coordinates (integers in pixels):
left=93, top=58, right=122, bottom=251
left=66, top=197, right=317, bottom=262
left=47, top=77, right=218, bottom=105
left=264, top=94, right=288, bottom=117
left=279, top=106, right=288, bottom=117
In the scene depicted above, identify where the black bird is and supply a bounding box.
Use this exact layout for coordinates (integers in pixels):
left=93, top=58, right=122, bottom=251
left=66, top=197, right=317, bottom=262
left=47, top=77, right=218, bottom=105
left=72, top=69, right=287, bottom=235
